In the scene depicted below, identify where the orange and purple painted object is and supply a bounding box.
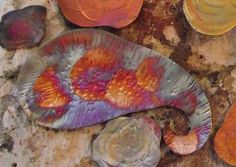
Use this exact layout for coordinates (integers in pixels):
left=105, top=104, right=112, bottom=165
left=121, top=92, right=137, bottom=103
left=18, top=29, right=212, bottom=155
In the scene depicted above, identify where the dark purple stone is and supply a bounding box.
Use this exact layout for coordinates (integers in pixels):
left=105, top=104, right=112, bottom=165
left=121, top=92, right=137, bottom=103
left=0, top=5, right=46, bottom=50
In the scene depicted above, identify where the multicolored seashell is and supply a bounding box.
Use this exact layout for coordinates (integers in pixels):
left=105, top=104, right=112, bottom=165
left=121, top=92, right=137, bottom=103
left=17, top=29, right=212, bottom=155
left=0, top=6, right=46, bottom=50
left=92, top=117, right=162, bottom=167
left=183, top=0, right=236, bottom=35
left=57, top=0, right=143, bottom=28
left=214, top=101, right=236, bottom=166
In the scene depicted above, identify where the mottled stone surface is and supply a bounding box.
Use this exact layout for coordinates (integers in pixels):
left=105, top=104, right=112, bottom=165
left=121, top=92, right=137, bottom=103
left=0, top=0, right=236, bottom=167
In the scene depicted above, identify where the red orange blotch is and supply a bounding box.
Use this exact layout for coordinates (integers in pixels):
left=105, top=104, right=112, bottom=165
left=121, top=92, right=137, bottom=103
left=82, top=48, right=118, bottom=69
left=70, top=48, right=119, bottom=101
left=33, top=67, right=71, bottom=108
left=105, top=69, right=148, bottom=108
left=136, top=57, right=164, bottom=92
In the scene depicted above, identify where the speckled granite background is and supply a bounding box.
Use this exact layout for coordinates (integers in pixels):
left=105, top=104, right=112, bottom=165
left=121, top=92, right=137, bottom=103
left=0, top=0, right=236, bottom=167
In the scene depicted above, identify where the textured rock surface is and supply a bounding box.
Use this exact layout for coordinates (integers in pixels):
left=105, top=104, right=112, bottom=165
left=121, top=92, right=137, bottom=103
left=0, top=0, right=235, bottom=167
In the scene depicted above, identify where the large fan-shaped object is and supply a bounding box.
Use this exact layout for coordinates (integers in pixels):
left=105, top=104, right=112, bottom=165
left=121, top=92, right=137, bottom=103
left=18, top=29, right=211, bottom=155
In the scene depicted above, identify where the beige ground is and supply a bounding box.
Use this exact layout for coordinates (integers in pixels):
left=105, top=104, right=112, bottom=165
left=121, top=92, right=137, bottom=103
left=0, top=0, right=236, bottom=167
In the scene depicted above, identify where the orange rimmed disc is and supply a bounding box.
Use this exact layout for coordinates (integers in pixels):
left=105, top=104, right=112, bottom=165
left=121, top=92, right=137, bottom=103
left=70, top=48, right=119, bottom=101
left=214, top=101, right=236, bottom=166
left=33, top=66, right=71, bottom=108
left=77, top=0, right=142, bottom=22
left=57, top=0, right=98, bottom=27
left=79, top=0, right=126, bottom=11
left=57, top=0, right=144, bottom=28
left=136, top=57, right=164, bottom=92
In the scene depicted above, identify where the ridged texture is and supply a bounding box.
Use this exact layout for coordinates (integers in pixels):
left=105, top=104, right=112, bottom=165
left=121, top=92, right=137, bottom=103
left=57, top=0, right=143, bottom=28
left=184, top=0, right=236, bottom=35
left=92, top=117, right=162, bottom=167
left=17, top=29, right=212, bottom=155
left=0, top=5, right=46, bottom=50
left=214, top=101, right=236, bottom=166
